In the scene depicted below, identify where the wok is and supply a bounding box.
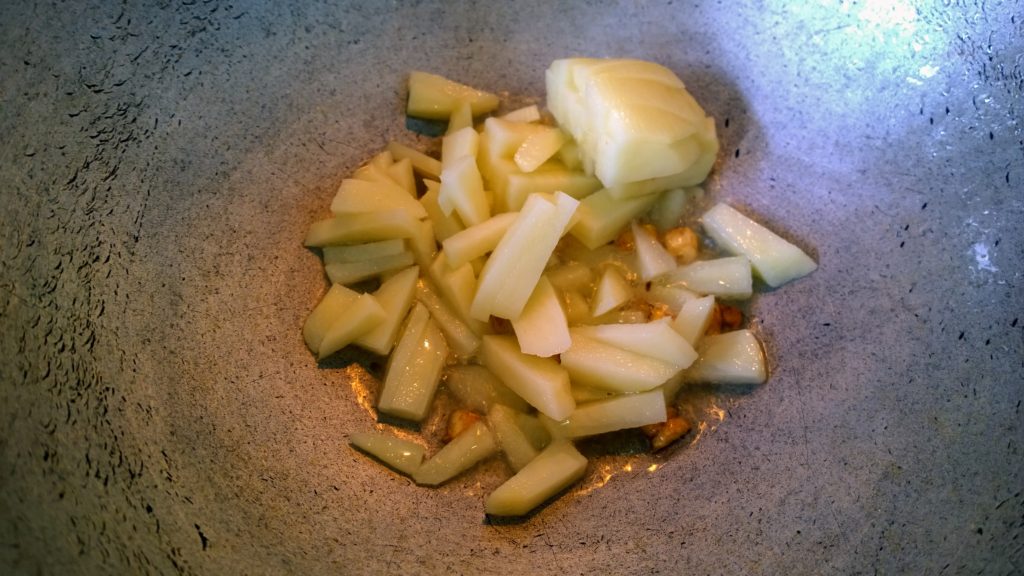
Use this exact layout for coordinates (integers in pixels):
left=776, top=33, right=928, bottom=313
left=1, top=1, right=1021, bottom=573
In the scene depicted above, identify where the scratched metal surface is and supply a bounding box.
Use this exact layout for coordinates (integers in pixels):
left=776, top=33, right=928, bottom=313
left=1, top=1, right=1021, bottom=574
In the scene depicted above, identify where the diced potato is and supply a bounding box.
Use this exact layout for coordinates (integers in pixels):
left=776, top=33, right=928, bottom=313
left=558, top=139, right=582, bottom=170
left=591, top=267, right=632, bottom=317
left=407, top=71, right=500, bottom=120
left=660, top=256, right=753, bottom=299
left=487, top=404, right=540, bottom=471
left=415, top=279, right=481, bottom=358
left=700, top=203, right=817, bottom=287
left=504, top=168, right=602, bottom=212
left=685, top=329, right=767, bottom=384
left=480, top=335, right=575, bottom=421
left=644, top=283, right=700, bottom=314
left=388, top=141, right=442, bottom=180
left=511, top=276, right=571, bottom=358
left=413, top=420, right=497, bottom=486
left=514, top=126, right=567, bottom=173
left=304, top=210, right=420, bottom=247
left=439, top=155, right=489, bottom=226
left=647, top=187, right=691, bottom=232
left=484, top=441, right=587, bottom=516
left=325, top=251, right=415, bottom=285
left=318, top=293, right=388, bottom=360
left=569, top=188, right=660, bottom=249
left=446, top=101, right=474, bottom=134
left=559, top=331, right=682, bottom=393
left=303, top=283, right=359, bottom=354
left=386, top=157, right=416, bottom=197
left=570, top=384, right=620, bottom=403
left=420, top=180, right=466, bottom=242
left=378, top=304, right=448, bottom=421
left=544, top=388, right=667, bottom=439
left=561, top=289, right=591, bottom=325
left=355, top=266, right=420, bottom=355
left=471, top=192, right=579, bottom=321
left=407, top=219, right=438, bottom=270
left=482, top=117, right=548, bottom=158
left=330, top=178, right=427, bottom=219
left=605, top=171, right=699, bottom=200
left=323, top=239, right=406, bottom=264
left=573, top=318, right=697, bottom=369
left=441, top=126, right=479, bottom=164
left=500, top=104, right=542, bottom=123
left=631, top=220, right=676, bottom=281
left=444, top=364, right=531, bottom=414
left=428, top=253, right=482, bottom=328
left=546, top=261, right=595, bottom=294
left=670, top=294, right=715, bottom=346
left=350, top=431, right=425, bottom=476
left=441, top=211, right=518, bottom=270
left=515, top=412, right=551, bottom=451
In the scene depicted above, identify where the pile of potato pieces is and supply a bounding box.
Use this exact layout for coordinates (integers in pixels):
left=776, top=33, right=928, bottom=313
left=303, top=61, right=816, bottom=517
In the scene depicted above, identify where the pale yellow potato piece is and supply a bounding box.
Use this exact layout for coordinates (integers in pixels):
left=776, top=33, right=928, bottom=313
left=590, top=267, right=631, bottom=317
left=514, top=126, right=567, bottom=173
left=443, top=364, right=530, bottom=414
left=487, top=404, right=540, bottom=472
left=441, top=211, right=518, bottom=270
left=484, top=440, right=587, bottom=517
left=504, top=167, right=601, bottom=212
left=546, top=261, right=595, bottom=294
left=685, top=329, right=767, bottom=384
left=350, top=431, right=425, bottom=476
left=700, top=202, right=817, bottom=287
left=446, top=101, right=474, bottom=134
left=670, top=294, right=715, bottom=346
left=547, top=58, right=718, bottom=188
left=378, top=303, right=448, bottom=421
left=355, top=266, right=420, bottom=355
left=318, top=293, right=387, bottom=360
left=304, top=210, right=419, bottom=247
left=560, top=331, right=681, bottom=393
left=426, top=252, right=484, bottom=335
left=439, top=155, right=489, bottom=226
left=660, top=256, right=753, bottom=300
left=500, top=104, right=542, bottom=123
left=574, top=318, right=697, bottom=369
left=441, top=126, right=479, bottom=164
left=415, top=279, right=481, bottom=358
left=386, top=157, right=416, bottom=197
left=413, top=420, right=497, bottom=486
left=407, top=219, right=438, bottom=270
left=631, top=220, right=676, bottom=281
left=647, top=187, right=691, bottom=231
left=323, top=239, right=405, bottom=264
left=471, top=192, right=578, bottom=321
left=480, top=335, right=575, bottom=421
left=569, top=188, right=660, bottom=249
left=407, top=71, right=500, bottom=120
left=330, top=178, right=427, bottom=219
left=543, top=388, right=667, bottom=439
left=325, top=251, right=415, bottom=285
left=511, top=276, right=571, bottom=358
left=302, top=283, right=359, bottom=354
left=419, top=180, right=465, bottom=242
left=387, top=141, right=442, bottom=180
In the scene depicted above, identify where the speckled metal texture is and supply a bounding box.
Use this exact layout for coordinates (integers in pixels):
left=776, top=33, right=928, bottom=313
left=1, top=1, right=1021, bottom=574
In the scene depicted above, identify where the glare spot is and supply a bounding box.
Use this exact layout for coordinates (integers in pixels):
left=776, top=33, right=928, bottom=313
left=972, top=242, right=998, bottom=273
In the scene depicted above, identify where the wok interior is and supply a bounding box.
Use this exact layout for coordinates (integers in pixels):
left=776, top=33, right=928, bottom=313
left=1, top=2, right=1021, bottom=573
